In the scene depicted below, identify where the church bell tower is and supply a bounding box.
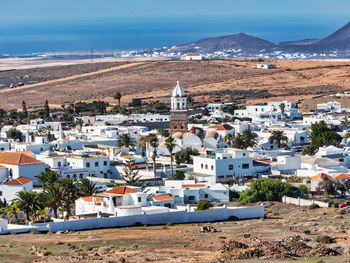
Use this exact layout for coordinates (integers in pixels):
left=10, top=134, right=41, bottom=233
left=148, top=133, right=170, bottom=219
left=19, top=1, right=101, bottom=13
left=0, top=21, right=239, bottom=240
left=170, top=81, right=188, bottom=134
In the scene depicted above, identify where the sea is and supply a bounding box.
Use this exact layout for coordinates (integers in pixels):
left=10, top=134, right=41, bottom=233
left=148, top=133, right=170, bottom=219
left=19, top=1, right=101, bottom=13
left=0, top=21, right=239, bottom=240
left=0, top=15, right=348, bottom=56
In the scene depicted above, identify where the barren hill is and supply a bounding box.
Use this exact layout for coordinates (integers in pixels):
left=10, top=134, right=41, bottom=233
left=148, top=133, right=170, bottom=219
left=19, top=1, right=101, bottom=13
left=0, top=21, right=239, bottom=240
left=0, top=59, right=350, bottom=111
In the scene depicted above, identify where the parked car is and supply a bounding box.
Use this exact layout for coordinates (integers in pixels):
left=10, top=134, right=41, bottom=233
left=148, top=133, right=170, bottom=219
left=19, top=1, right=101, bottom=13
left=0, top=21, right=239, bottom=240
left=339, top=200, right=350, bottom=208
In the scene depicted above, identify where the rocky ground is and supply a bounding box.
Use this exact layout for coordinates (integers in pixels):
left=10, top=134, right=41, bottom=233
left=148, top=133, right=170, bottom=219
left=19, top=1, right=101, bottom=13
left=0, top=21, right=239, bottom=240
left=0, top=202, right=350, bottom=262
left=0, top=59, right=349, bottom=111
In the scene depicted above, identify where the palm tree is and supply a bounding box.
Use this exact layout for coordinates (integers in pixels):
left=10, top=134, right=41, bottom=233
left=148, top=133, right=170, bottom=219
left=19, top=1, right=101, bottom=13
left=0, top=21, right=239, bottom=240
left=157, top=129, right=170, bottom=138
left=0, top=199, right=8, bottom=217
left=165, top=136, right=177, bottom=178
left=4, top=202, right=20, bottom=224
left=149, top=134, right=159, bottom=185
left=114, top=92, right=122, bottom=106
left=79, top=179, right=96, bottom=197
left=279, top=103, right=285, bottom=121
left=269, top=130, right=288, bottom=148
left=137, top=135, right=150, bottom=157
left=224, top=133, right=234, bottom=147
left=59, top=178, right=79, bottom=217
left=15, top=191, right=41, bottom=223
left=46, top=184, right=63, bottom=218
left=232, top=133, right=245, bottom=149
left=35, top=171, right=59, bottom=192
left=242, top=129, right=258, bottom=148
left=117, top=134, right=135, bottom=150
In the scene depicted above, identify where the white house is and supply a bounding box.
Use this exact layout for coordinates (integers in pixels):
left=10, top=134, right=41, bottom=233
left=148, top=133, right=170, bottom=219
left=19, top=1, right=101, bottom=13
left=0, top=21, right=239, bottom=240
left=257, top=64, right=275, bottom=69
left=317, top=101, right=341, bottom=112
left=0, top=152, right=45, bottom=183
left=182, top=53, right=204, bottom=61
left=192, top=149, right=255, bottom=183
left=0, top=177, right=33, bottom=201
left=66, top=154, right=110, bottom=178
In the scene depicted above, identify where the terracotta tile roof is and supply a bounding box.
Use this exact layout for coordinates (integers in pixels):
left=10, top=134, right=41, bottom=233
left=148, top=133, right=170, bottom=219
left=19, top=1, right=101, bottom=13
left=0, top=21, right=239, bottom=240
left=208, top=124, right=233, bottom=131
left=104, top=186, right=138, bottom=195
left=80, top=196, right=104, bottom=202
left=310, top=173, right=331, bottom=182
left=335, top=173, right=350, bottom=179
left=152, top=194, right=174, bottom=202
left=183, top=184, right=207, bottom=188
left=20, top=150, right=36, bottom=157
left=0, top=165, right=6, bottom=169
left=186, top=53, right=200, bottom=56
left=4, top=176, right=33, bottom=185
left=0, top=152, right=44, bottom=166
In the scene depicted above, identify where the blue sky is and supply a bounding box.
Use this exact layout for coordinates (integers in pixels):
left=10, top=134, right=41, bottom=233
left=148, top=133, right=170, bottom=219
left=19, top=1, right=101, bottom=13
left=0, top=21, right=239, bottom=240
left=1, top=0, right=350, bottom=24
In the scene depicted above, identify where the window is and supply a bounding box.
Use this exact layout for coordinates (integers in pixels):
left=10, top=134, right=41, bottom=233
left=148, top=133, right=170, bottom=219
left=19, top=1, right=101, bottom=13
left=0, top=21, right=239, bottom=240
left=138, top=197, right=142, bottom=202
left=242, top=163, right=249, bottom=169
left=58, top=162, right=61, bottom=168
left=201, top=164, right=203, bottom=169
left=95, top=162, right=99, bottom=167
left=243, top=153, right=246, bottom=156
left=218, top=176, right=224, bottom=179
left=204, top=194, right=208, bottom=198
left=103, top=161, right=107, bottom=166
left=228, top=165, right=233, bottom=170
left=0, top=148, right=4, bottom=151
left=205, top=164, right=208, bottom=169
left=0, top=191, right=2, bottom=196
left=339, top=158, right=344, bottom=162
left=211, top=165, right=213, bottom=171
left=86, top=162, right=90, bottom=168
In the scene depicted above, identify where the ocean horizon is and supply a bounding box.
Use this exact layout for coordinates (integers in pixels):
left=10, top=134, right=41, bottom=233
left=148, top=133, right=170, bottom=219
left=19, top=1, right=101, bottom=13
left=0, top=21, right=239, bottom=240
left=0, top=15, right=348, bottom=56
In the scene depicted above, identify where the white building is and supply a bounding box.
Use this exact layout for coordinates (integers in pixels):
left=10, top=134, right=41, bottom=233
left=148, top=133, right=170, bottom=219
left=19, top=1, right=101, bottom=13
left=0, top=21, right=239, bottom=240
left=257, top=64, right=275, bottom=69
left=66, top=154, right=110, bottom=178
left=182, top=53, right=204, bottom=61
left=192, top=149, right=255, bottom=183
left=317, top=101, right=341, bottom=112
left=0, top=177, right=33, bottom=201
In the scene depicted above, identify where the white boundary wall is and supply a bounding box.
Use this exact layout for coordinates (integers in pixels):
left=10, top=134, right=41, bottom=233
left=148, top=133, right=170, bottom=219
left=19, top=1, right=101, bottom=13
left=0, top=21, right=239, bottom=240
left=0, top=205, right=264, bottom=234
left=282, top=196, right=329, bottom=208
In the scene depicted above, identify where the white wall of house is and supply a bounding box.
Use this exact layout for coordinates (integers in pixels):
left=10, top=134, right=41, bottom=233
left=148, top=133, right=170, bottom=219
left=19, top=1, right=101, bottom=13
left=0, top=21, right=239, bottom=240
left=66, top=156, right=110, bottom=178
left=0, top=142, right=10, bottom=152
left=0, top=182, right=33, bottom=201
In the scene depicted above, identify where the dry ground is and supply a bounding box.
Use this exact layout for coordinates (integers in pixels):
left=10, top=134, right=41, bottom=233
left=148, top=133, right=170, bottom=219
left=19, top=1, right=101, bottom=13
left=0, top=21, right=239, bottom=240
left=0, top=59, right=350, bottom=111
left=0, top=202, right=350, bottom=263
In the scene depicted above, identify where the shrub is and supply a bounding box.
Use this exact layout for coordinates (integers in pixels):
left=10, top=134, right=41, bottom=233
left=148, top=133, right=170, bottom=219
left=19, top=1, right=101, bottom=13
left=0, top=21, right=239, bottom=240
left=195, top=200, right=213, bottom=211
left=238, top=178, right=299, bottom=203
left=309, top=204, right=320, bottom=210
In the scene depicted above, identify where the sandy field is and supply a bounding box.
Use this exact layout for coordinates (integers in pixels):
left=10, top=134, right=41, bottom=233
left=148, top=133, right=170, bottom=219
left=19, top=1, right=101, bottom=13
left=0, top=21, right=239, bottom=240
left=0, top=59, right=349, bottom=111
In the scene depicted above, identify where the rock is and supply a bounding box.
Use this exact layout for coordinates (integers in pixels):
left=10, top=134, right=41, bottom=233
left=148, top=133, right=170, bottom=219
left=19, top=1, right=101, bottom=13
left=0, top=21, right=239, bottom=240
left=303, top=230, right=311, bottom=235
left=56, top=231, right=63, bottom=234
left=97, top=246, right=112, bottom=253
left=316, top=235, right=334, bottom=244
left=333, top=215, right=344, bottom=219
left=243, top=233, right=251, bottom=238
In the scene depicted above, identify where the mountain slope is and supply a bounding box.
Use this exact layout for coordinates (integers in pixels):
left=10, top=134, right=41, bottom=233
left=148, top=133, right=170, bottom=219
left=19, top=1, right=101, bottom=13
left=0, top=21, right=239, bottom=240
left=278, top=39, right=320, bottom=46
left=173, top=33, right=275, bottom=53
left=315, top=22, right=350, bottom=50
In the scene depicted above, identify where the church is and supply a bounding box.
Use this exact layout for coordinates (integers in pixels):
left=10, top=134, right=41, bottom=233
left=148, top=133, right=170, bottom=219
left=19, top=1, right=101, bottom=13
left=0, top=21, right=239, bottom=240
left=170, top=81, right=188, bottom=135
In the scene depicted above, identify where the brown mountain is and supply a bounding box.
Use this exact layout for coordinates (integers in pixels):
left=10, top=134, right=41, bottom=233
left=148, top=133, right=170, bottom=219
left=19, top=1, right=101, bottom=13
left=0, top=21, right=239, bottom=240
left=173, top=33, right=275, bottom=53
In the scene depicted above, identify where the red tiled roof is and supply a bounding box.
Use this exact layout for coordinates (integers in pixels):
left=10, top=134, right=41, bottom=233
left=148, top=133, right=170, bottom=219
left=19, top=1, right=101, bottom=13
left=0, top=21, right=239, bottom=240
left=310, top=173, right=331, bottom=182
left=0, top=152, right=44, bottom=166
left=186, top=53, right=200, bottom=56
left=104, top=186, right=138, bottom=195
left=152, top=194, right=174, bottom=202
left=0, top=165, right=6, bottom=169
left=335, top=173, right=350, bottom=179
left=20, top=151, right=35, bottom=157
left=4, top=177, right=33, bottom=185
left=80, top=196, right=104, bottom=202
left=183, top=184, right=207, bottom=188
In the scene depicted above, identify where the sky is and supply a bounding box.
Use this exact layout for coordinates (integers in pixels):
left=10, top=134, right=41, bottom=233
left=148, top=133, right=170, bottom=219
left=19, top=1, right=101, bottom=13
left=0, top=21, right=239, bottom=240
left=1, top=0, right=350, bottom=24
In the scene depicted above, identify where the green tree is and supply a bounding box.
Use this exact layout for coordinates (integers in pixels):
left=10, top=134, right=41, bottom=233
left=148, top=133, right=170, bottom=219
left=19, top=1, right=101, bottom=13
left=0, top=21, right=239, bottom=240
left=334, top=179, right=347, bottom=197
left=117, top=134, right=136, bottom=150
left=224, top=133, right=234, bottom=147
left=59, top=178, right=79, bottom=217
left=310, top=121, right=342, bottom=148
left=269, top=130, right=288, bottom=148
left=78, top=179, right=96, bottom=197
left=195, top=200, right=213, bottom=211
left=316, top=177, right=336, bottom=197
left=122, top=159, right=142, bottom=186
left=157, top=129, right=170, bottom=138
left=165, top=136, right=177, bottom=178
left=6, top=128, right=22, bottom=141
left=202, top=108, right=210, bottom=116
left=187, top=95, right=193, bottom=105
left=242, top=129, right=258, bottom=148
left=239, top=178, right=299, bottom=203
left=4, top=202, right=20, bottom=224
left=22, top=100, right=28, bottom=119
left=35, top=171, right=59, bottom=192
left=44, top=99, right=50, bottom=120
left=175, top=147, right=198, bottom=165
left=15, top=191, right=41, bottom=222
left=137, top=135, right=150, bottom=157
left=114, top=92, right=122, bottom=106
left=149, top=134, right=159, bottom=185
left=232, top=133, right=245, bottom=149
left=46, top=184, right=63, bottom=218
left=172, top=170, right=185, bottom=180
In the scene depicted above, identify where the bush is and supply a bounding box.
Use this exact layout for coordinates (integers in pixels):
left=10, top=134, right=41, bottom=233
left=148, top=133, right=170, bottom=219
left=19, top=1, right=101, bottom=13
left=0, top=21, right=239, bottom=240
left=172, top=171, right=185, bottom=180
left=195, top=200, right=213, bottom=211
left=316, top=235, right=334, bottom=244
left=309, top=204, right=320, bottom=210
left=238, top=178, right=299, bottom=203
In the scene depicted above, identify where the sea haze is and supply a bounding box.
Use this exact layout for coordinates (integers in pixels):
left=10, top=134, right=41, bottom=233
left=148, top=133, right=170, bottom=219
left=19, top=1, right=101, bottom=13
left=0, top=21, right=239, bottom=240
left=0, top=15, right=348, bottom=55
